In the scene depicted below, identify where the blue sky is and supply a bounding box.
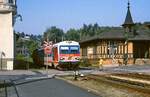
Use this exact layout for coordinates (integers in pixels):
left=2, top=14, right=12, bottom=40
left=14, top=0, right=150, bottom=35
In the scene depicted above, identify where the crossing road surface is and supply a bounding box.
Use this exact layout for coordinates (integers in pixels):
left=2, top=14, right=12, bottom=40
left=16, top=78, right=101, bottom=97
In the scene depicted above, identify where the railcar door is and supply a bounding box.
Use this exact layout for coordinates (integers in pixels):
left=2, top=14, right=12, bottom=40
left=53, top=47, right=58, bottom=65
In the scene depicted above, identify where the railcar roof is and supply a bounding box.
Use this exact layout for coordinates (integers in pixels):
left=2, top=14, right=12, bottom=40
left=53, top=41, right=79, bottom=47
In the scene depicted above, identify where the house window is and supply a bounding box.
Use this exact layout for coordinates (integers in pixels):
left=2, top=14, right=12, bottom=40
left=120, top=45, right=123, bottom=54
left=82, top=48, right=87, bottom=56
left=88, top=47, right=93, bottom=55
left=93, top=46, right=97, bottom=55
left=100, top=46, right=102, bottom=54
left=9, top=0, right=13, bottom=3
left=107, top=41, right=117, bottom=55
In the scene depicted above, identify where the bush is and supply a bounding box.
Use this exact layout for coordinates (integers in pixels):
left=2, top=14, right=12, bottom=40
left=79, top=59, right=91, bottom=67
left=14, top=59, right=42, bottom=70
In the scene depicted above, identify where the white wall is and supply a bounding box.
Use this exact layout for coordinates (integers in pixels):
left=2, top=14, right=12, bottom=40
left=0, top=12, right=14, bottom=70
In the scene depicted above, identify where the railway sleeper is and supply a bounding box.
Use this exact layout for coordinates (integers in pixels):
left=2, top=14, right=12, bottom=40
left=112, top=73, right=150, bottom=81
left=107, top=75, right=150, bottom=87
left=107, top=77, right=143, bottom=87
left=88, top=75, right=150, bottom=94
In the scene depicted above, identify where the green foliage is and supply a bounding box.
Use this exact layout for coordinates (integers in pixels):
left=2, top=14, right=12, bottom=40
left=43, top=26, right=64, bottom=43
left=16, top=54, right=25, bottom=60
left=14, top=59, right=41, bottom=69
left=65, top=29, right=80, bottom=41
left=79, top=59, right=91, bottom=67
left=43, top=23, right=102, bottom=42
left=27, top=40, right=39, bottom=55
left=80, top=23, right=101, bottom=39
left=15, top=32, right=42, bottom=63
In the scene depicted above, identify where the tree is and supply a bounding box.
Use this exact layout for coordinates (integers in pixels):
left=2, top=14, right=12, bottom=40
left=79, top=23, right=101, bottom=40
left=93, top=23, right=101, bottom=35
left=43, top=26, right=64, bottom=43
left=15, top=32, right=42, bottom=62
left=65, top=29, right=80, bottom=41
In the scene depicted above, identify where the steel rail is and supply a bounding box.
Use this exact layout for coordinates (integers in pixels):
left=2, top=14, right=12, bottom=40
left=87, top=74, right=150, bottom=94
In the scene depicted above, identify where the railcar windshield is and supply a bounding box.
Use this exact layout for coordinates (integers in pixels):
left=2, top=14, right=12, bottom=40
left=70, top=46, right=79, bottom=54
left=60, top=46, right=79, bottom=54
left=60, top=46, right=69, bottom=54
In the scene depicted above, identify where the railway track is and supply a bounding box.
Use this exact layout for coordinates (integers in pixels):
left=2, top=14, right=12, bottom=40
left=109, top=72, right=150, bottom=80
left=87, top=74, right=150, bottom=95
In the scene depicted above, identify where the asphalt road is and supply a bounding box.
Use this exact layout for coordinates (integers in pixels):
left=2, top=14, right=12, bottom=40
left=16, top=78, right=100, bottom=97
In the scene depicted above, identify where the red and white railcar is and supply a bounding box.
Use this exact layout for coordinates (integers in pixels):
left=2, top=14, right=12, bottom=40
left=52, top=41, right=80, bottom=69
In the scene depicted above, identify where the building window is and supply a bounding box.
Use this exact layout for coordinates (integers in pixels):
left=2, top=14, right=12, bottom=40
left=9, top=0, right=13, bottom=3
left=104, top=46, right=106, bottom=54
left=87, top=47, right=93, bottom=55
left=100, top=46, right=102, bottom=54
left=82, top=48, right=87, bottom=56
left=120, top=45, right=123, bottom=54
left=93, top=46, right=97, bottom=55
left=107, top=41, right=117, bottom=55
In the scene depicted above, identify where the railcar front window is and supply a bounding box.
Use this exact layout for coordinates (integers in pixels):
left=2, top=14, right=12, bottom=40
left=61, top=50, right=69, bottom=54
left=60, top=46, right=69, bottom=54
left=70, top=46, right=79, bottom=54
left=70, top=50, right=78, bottom=54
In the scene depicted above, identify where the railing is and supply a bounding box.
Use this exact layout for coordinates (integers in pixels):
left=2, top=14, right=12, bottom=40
left=81, top=53, right=133, bottom=59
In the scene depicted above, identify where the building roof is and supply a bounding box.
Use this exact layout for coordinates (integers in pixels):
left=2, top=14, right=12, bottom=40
left=79, top=29, right=150, bottom=43
left=128, top=30, right=150, bottom=41
left=98, top=29, right=124, bottom=39
left=79, top=29, right=125, bottom=43
left=144, top=22, right=150, bottom=29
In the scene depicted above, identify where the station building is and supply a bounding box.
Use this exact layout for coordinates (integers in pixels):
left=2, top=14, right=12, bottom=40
left=79, top=2, right=150, bottom=66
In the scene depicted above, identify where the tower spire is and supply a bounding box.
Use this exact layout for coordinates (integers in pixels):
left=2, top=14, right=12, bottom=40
left=122, top=0, right=134, bottom=27
left=128, top=0, right=130, bottom=9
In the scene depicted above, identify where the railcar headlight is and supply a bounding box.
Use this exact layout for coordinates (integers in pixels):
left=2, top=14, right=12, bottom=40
left=75, top=57, right=80, bottom=60
left=60, top=57, right=65, bottom=60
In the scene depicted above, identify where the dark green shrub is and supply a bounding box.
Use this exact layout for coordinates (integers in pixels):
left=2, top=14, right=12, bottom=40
left=79, top=59, right=91, bottom=67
